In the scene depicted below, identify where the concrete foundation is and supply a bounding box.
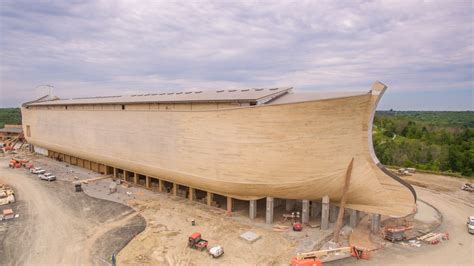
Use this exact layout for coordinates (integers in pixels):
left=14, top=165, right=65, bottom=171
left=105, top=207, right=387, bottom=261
left=311, top=201, right=321, bottom=217
left=302, top=200, right=309, bottom=224
left=266, top=197, right=274, bottom=224
left=285, top=199, right=294, bottom=211
left=349, top=209, right=360, bottom=228
left=249, top=200, right=257, bottom=219
left=330, top=205, right=338, bottom=223
left=371, top=213, right=381, bottom=234
left=321, top=196, right=330, bottom=230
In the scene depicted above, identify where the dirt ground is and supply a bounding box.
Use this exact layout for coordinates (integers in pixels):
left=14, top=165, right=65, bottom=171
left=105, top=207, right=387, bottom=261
left=330, top=172, right=474, bottom=266
left=118, top=196, right=294, bottom=265
left=0, top=155, right=146, bottom=265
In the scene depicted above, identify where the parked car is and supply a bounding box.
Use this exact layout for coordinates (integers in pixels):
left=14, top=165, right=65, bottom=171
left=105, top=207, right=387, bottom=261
left=467, top=216, right=474, bottom=234
left=39, top=173, right=56, bottom=181
left=30, top=167, right=45, bottom=174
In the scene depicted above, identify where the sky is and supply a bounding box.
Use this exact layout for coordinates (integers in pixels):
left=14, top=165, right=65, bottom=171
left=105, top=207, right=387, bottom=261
left=0, top=0, right=472, bottom=110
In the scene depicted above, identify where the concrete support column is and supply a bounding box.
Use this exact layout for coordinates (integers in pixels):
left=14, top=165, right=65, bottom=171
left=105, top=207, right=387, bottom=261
left=227, top=197, right=232, bottom=213
left=172, top=183, right=177, bottom=196
left=145, top=176, right=150, bottom=189
left=285, top=199, right=294, bottom=211
left=302, top=200, right=310, bottom=224
left=371, top=214, right=381, bottom=234
left=249, top=200, right=257, bottom=220
left=113, top=168, right=117, bottom=178
left=311, top=201, right=322, bottom=217
left=321, top=196, right=330, bottom=230
left=123, top=170, right=128, bottom=181
left=266, top=197, right=274, bottom=224
left=189, top=188, right=195, bottom=201
left=133, top=173, right=138, bottom=184
left=207, top=192, right=213, bottom=206
left=330, top=205, right=339, bottom=223
left=349, top=209, right=360, bottom=228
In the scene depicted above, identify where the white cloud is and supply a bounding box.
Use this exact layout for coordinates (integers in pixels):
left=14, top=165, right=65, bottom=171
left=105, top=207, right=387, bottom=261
left=0, top=0, right=472, bottom=109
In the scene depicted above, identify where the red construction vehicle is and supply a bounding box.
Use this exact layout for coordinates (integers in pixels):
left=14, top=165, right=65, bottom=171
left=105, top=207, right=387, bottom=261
left=8, top=159, right=21, bottom=168
left=292, top=222, right=303, bottom=231
left=188, top=232, right=208, bottom=251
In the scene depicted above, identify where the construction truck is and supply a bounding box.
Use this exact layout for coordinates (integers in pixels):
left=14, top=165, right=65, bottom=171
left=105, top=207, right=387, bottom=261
left=188, top=232, right=208, bottom=251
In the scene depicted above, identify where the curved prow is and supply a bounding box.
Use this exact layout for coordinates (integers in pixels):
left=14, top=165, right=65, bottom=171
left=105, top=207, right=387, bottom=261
left=368, top=81, right=417, bottom=203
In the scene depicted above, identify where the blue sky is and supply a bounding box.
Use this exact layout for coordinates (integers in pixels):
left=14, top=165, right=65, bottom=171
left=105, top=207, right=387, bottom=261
left=0, top=0, right=472, bottom=110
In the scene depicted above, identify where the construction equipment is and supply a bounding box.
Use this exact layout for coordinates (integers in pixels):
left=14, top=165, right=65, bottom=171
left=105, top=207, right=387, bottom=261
left=292, top=246, right=368, bottom=265
left=8, top=159, right=21, bottom=168
left=188, top=232, right=208, bottom=251
left=208, top=245, right=224, bottom=258
left=383, top=225, right=413, bottom=242
left=292, top=222, right=303, bottom=231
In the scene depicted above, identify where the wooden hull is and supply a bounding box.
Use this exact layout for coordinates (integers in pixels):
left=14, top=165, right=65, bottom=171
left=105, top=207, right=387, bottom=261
left=21, top=82, right=416, bottom=217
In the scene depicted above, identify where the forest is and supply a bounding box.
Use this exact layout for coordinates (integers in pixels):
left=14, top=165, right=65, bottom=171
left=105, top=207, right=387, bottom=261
left=0, top=108, right=22, bottom=128
left=373, top=111, right=473, bottom=177
left=0, top=108, right=472, bottom=177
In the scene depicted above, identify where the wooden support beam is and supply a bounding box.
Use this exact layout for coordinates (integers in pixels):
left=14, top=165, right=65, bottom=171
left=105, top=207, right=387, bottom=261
left=158, top=179, right=163, bottom=192
left=227, top=196, right=232, bottom=214
left=189, top=188, right=195, bottom=201
left=333, top=158, right=354, bottom=243
left=172, top=183, right=177, bottom=196
left=145, top=176, right=150, bottom=189
left=207, top=192, right=213, bottom=206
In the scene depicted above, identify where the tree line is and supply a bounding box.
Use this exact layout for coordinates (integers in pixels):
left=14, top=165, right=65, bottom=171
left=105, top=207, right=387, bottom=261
left=373, top=111, right=473, bottom=177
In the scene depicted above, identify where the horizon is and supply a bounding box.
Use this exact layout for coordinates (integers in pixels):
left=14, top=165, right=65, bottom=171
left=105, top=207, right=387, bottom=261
left=1, top=0, right=473, bottom=110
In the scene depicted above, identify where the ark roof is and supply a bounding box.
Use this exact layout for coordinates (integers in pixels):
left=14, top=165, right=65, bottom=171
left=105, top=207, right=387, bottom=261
left=24, top=87, right=292, bottom=106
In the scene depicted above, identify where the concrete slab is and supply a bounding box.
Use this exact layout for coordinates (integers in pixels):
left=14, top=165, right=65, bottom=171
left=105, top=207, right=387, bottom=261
left=240, top=231, right=261, bottom=243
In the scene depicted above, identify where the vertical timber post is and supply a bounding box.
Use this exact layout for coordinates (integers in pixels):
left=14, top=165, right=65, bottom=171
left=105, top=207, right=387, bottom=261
left=145, top=176, right=150, bottom=189
left=158, top=180, right=163, bottom=192
left=227, top=197, right=232, bottom=215
left=189, top=188, right=195, bottom=201
left=172, top=183, right=177, bottom=196
left=333, top=158, right=354, bottom=243
left=207, top=192, right=213, bottom=206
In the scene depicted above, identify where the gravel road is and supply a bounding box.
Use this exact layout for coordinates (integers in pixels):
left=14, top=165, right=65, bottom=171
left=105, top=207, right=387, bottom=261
left=0, top=159, right=145, bottom=265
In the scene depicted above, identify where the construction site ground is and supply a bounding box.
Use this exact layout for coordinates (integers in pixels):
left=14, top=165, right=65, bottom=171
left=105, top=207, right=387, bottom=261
left=1, top=150, right=473, bottom=265
left=0, top=154, right=146, bottom=265
left=330, top=172, right=474, bottom=265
